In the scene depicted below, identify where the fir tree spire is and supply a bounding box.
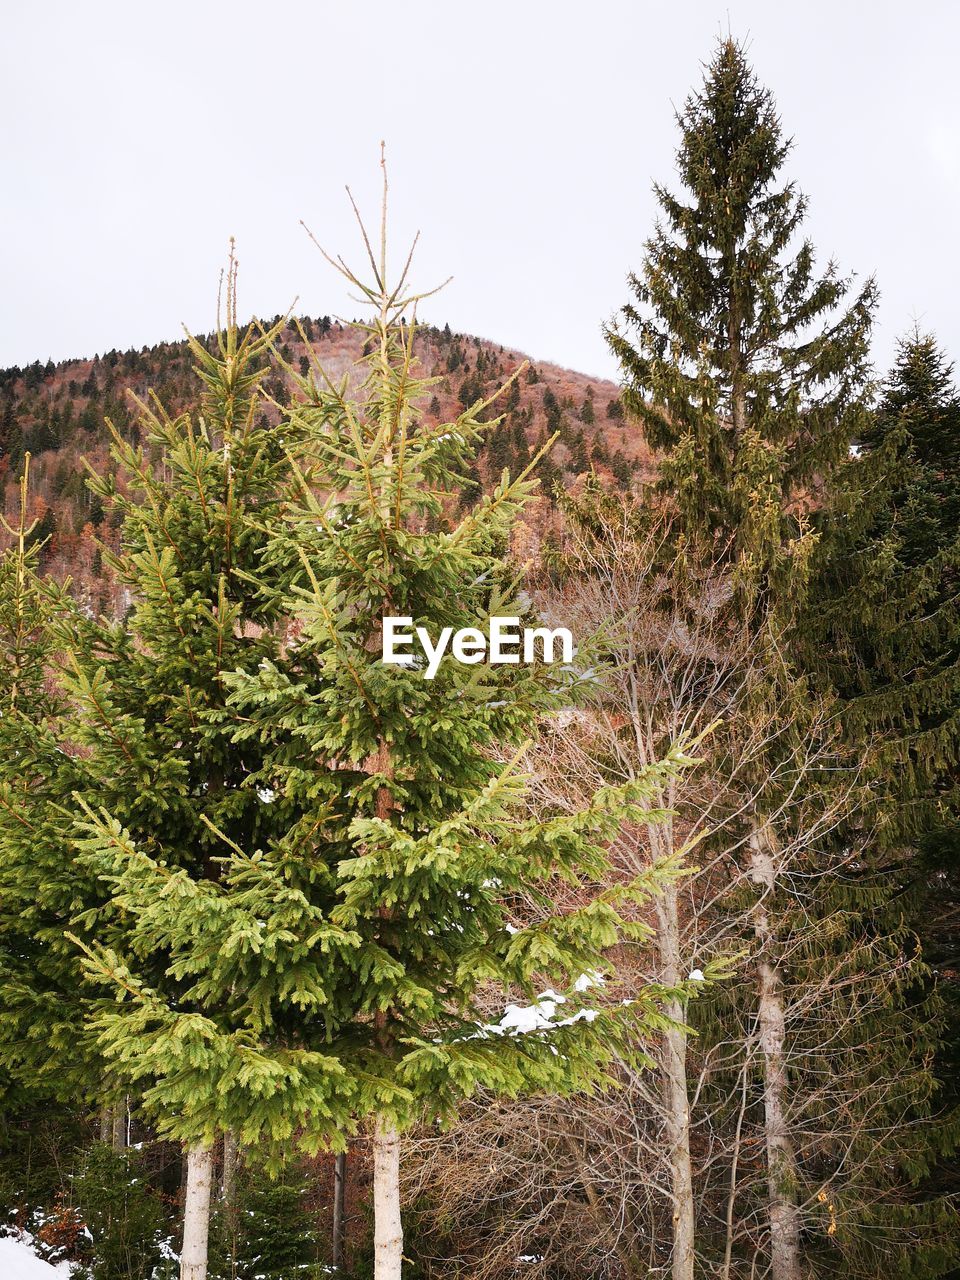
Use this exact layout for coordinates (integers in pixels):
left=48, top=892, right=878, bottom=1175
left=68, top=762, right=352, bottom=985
left=605, top=36, right=876, bottom=607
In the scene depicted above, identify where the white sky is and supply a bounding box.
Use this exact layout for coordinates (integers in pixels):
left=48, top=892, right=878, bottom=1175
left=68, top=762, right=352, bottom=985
left=2, top=1, right=958, bottom=384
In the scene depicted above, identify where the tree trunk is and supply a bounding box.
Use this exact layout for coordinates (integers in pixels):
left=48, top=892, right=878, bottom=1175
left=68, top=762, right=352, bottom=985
left=181, top=1142, right=214, bottom=1280
left=332, top=1151, right=347, bottom=1270
left=99, top=1106, right=112, bottom=1144
left=372, top=1118, right=402, bottom=1280
left=750, top=825, right=802, bottom=1280
left=657, top=880, right=695, bottom=1280
left=728, top=300, right=747, bottom=445
left=221, top=1130, right=237, bottom=1203
left=112, top=1097, right=127, bottom=1151
left=729, top=264, right=802, bottom=1279
left=368, top=722, right=401, bottom=1280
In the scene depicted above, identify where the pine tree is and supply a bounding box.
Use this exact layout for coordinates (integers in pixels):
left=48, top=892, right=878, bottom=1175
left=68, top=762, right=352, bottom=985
left=807, top=331, right=960, bottom=749
left=799, top=331, right=960, bottom=1243
left=53, top=253, right=299, bottom=1280
left=209, top=1156, right=319, bottom=1280
left=605, top=36, right=875, bottom=610
left=511, top=418, right=530, bottom=468
left=603, top=36, right=955, bottom=1280
left=73, top=1142, right=167, bottom=1280
left=0, top=457, right=102, bottom=1107
left=67, top=179, right=699, bottom=1280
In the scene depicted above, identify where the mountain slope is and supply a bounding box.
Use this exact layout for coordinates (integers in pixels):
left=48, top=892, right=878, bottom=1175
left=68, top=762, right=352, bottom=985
left=0, top=317, right=649, bottom=609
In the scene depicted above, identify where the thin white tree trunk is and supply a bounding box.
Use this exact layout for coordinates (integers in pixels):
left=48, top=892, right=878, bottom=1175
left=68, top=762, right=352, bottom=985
left=221, top=1130, right=237, bottom=1203
left=657, top=879, right=695, bottom=1280
left=750, top=825, right=802, bottom=1280
left=731, top=302, right=803, bottom=1276
left=369, top=716, right=401, bottom=1280
left=181, top=1142, right=214, bottom=1280
left=372, top=1117, right=402, bottom=1280
left=721, top=1048, right=751, bottom=1280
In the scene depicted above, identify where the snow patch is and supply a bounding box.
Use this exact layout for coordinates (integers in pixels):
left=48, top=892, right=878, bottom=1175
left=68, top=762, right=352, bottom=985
left=483, top=988, right=599, bottom=1037
left=0, top=1234, right=74, bottom=1278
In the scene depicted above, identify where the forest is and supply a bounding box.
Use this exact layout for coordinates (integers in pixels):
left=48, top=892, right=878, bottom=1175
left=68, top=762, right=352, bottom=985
left=0, top=37, right=958, bottom=1280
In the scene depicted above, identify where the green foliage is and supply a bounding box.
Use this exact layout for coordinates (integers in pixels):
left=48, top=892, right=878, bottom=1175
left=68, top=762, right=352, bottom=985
left=210, top=1159, right=320, bottom=1280
left=0, top=1102, right=90, bottom=1232
left=60, top=207, right=693, bottom=1166
left=800, top=330, right=960, bottom=1228
left=43, top=254, right=302, bottom=1143
left=0, top=462, right=101, bottom=1103
left=604, top=36, right=958, bottom=1277
left=803, top=331, right=960, bottom=840
left=606, top=35, right=875, bottom=610
left=73, top=1143, right=167, bottom=1280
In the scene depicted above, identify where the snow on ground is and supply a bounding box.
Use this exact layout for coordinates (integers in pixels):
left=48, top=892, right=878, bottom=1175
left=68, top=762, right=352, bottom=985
left=0, top=1234, right=73, bottom=1278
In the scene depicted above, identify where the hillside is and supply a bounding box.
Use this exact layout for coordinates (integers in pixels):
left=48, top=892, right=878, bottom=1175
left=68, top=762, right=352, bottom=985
left=0, top=318, right=650, bottom=612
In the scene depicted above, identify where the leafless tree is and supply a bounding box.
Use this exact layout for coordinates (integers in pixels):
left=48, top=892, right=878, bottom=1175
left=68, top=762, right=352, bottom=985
left=405, top=499, right=926, bottom=1280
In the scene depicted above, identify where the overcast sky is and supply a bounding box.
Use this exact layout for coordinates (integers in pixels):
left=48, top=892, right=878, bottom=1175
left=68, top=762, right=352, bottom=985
left=2, top=1, right=958, bottom=385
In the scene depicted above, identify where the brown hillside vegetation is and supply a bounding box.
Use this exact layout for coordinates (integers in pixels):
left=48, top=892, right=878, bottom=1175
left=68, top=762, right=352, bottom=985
left=0, top=318, right=650, bottom=610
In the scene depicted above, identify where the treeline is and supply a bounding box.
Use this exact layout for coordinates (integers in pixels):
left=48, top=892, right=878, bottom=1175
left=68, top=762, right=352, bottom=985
left=1, top=35, right=959, bottom=1280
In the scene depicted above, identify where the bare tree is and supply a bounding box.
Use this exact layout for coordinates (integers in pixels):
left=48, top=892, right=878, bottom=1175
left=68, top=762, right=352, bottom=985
left=406, top=497, right=926, bottom=1279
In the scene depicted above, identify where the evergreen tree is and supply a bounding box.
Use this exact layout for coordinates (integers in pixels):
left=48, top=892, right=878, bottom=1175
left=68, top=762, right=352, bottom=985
left=542, top=387, right=562, bottom=433
left=53, top=256, right=298, bottom=1280
left=804, top=330, right=960, bottom=850
left=570, top=428, right=589, bottom=473
left=511, top=418, right=530, bottom=467
left=209, top=1156, right=319, bottom=1280
left=67, top=191, right=698, bottom=1280
left=457, top=458, right=482, bottom=512
left=485, top=419, right=513, bottom=473
left=605, top=37, right=875, bottom=608
left=800, top=330, right=960, bottom=1219
left=0, top=457, right=100, bottom=1107
left=604, top=36, right=954, bottom=1280
left=74, top=1142, right=168, bottom=1280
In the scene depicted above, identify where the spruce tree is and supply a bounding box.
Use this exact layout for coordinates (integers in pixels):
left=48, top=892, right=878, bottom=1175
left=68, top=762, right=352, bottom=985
left=53, top=255, right=301, bottom=1280
left=604, top=37, right=875, bottom=609
left=603, top=35, right=954, bottom=1280
left=68, top=185, right=699, bottom=1280
left=806, top=331, right=960, bottom=826
left=799, top=331, right=960, bottom=1246
left=0, top=457, right=102, bottom=1106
